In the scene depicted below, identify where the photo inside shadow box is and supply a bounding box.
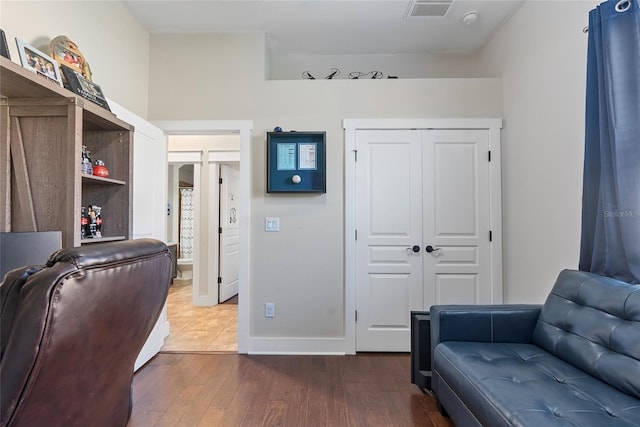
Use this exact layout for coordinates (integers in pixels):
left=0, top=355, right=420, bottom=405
left=60, top=65, right=110, bottom=111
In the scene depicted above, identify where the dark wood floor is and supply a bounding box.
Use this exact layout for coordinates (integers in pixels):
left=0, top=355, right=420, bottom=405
left=127, top=352, right=454, bottom=427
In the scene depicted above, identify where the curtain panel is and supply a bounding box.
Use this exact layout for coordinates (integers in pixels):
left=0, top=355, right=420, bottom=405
left=579, top=0, right=640, bottom=283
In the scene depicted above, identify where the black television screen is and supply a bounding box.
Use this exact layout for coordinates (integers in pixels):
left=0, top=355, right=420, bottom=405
left=0, top=231, right=62, bottom=280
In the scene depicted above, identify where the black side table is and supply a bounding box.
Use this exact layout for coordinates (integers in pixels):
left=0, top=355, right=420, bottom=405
left=410, top=311, right=432, bottom=391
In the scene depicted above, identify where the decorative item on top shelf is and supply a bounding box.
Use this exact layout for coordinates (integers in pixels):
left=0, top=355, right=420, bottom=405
left=348, top=71, right=384, bottom=79
left=60, top=65, right=110, bottom=111
left=81, top=145, right=93, bottom=175
left=302, top=68, right=340, bottom=80
left=93, top=160, right=109, bottom=178
left=0, top=29, right=10, bottom=59
left=49, top=35, right=92, bottom=81
left=15, top=38, right=62, bottom=86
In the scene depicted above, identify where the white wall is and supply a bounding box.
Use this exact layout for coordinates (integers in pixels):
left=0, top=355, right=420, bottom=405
left=4, top=1, right=599, bottom=348
left=170, top=135, right=240, bottom=152
left=269, top=52, right=487, bottom=80
left=0, top=1, right=150, bottom=118
left=148, top=32, right=503, bottom=343
left=148, top=33, right=265, bottom=120
left=477, top=0, right=598, bottom=303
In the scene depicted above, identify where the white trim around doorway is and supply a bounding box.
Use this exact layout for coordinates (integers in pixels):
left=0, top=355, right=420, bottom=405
left=343, top=118, right=504, bottom=355
left=154, top=120, right=252, bottom=354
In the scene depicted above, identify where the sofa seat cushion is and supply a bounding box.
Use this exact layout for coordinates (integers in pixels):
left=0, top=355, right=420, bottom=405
left=434, top=341, right=640, bottom=427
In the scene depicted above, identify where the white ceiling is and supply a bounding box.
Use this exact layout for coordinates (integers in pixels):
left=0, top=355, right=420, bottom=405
left=121, top=0, right=526, bottom=55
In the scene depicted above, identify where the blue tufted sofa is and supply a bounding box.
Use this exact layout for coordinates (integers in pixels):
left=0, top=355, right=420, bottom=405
left=430, top=269, right=640, bottom=426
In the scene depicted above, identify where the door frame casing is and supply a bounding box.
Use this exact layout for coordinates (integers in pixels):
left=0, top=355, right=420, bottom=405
left=343, top=118, right=503, bottom=355
left=154, top=120, right=252, bottom=354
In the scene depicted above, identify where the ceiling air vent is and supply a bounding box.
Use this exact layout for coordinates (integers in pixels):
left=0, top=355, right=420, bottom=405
left=406, top=0, right=454, bottom=18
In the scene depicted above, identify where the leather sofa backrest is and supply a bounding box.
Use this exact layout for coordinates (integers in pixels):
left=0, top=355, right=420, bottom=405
left=532, top=269, right=640, bottom=399
left=0, top=238, right=171, bottom=427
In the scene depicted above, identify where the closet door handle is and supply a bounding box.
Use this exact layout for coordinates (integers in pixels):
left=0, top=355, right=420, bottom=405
left=425, top=245, right=441, bottom=253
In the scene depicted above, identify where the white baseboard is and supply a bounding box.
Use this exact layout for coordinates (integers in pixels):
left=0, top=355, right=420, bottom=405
left=245, top=337, right=349, bottom=355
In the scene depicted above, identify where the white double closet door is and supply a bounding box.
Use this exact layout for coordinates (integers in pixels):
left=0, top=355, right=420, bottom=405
left=355, top=129, right=495, bottom=351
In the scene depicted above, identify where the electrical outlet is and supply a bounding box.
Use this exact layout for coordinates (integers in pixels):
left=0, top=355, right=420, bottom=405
left=265, top=303, right=275, bottom=318
left=265, top=217, right=280, bottom=232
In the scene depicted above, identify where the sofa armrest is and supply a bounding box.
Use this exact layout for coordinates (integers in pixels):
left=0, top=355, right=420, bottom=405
left=430, top=304, right=542, bottom=362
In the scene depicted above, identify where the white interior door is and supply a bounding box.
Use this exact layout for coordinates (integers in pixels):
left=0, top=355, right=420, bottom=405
left=219, top=164, right=240, bottom=302
left=423, top=130, right=492, bottom=307
left=355, top=128, right=493, bottom=351
left=108, top=99, right=170, bottom=370
left=355, top=130, right=423, bottom=351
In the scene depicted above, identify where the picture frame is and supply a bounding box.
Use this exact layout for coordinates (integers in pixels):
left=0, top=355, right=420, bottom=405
left=15, top=38, right=62, bottom=86
left=267, top=131, right=326, bottom=193
left=49, top=35, right=92, bottom=81
left=0, top=29, right=10, bottom=60
left=60, top=65, right=111, bottom=111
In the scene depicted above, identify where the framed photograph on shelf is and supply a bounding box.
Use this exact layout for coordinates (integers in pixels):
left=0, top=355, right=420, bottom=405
left=0, top=29, right=10, bottom=60
left=15, top=38, right=62, bottom=86
left=60, top=65, right=111, bottom=111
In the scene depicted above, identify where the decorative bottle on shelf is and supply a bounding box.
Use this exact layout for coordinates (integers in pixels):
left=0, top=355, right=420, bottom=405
left=88, top=205, right=97, bottom=238
left=81, top=146, right=93, bottom=175
left=94, top=206, right=102, bottom=237
left=80, top=206, right=87, bottom=239
left=93, top=160, right=109, bottom=177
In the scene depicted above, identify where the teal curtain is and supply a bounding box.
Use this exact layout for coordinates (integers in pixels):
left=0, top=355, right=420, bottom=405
left=579, top=0, right=640, bottom=283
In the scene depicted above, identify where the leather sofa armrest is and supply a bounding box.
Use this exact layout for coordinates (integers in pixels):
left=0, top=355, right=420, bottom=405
left=430, top=305, right=542, bottom=363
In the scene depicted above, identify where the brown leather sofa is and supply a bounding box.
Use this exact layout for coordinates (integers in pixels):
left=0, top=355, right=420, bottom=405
left=0, top=238, right=172, bottom=427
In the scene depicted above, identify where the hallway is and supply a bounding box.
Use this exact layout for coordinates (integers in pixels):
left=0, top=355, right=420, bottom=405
left=161, top=279, right=238, bottom=353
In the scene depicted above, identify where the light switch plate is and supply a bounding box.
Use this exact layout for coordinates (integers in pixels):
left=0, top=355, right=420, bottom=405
left=265, top=217, right=280, bottom=232
left=265, top=303, right=275, bottom=318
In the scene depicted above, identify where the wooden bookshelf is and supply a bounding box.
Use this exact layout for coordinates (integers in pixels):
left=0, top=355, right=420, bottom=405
left=1, top=56, right=133, bottom=247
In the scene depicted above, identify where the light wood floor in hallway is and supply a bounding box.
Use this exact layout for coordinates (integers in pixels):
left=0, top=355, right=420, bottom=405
left=161, top=279, right=238, bottom=353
